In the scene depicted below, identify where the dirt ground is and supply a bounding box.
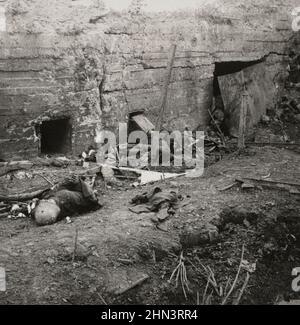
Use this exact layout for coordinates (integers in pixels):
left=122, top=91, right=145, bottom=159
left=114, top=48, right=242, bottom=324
left=0, top=145, right=299, bottom=305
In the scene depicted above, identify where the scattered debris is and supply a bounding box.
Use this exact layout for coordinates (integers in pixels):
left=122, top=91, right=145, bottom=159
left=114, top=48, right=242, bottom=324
left=241, top=260, right=256, bottom=274
left=117, top=258, right=134, bottom=266
left=208, top=109, right=226, bottom=146
left=112, top=166, right=185, bottom=185
left=80, top=146, right=97, bottom=163
left=180, top=223, right=219, bottom=248
left=169, top=252, right=191, bottom=300
left=66, top=216, right=72, bottom=224
left=218, top=206, right=259, bottom=229
left=114, top=274, right=149, bottom=295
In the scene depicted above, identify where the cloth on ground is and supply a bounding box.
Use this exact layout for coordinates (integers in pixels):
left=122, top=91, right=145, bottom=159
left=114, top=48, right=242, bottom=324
left=129, top=187, right=179, bottom=215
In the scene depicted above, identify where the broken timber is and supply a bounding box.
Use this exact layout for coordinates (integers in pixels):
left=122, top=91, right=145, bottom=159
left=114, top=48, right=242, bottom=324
left=208, top=108, right=226, bottom=146
left=131, top=114, right=155, bottom=134
left=0, top=188, right=50, bottom=202
left=111, top=166, right=186, bottom=185
left=236, top=177, right=300, bottom=190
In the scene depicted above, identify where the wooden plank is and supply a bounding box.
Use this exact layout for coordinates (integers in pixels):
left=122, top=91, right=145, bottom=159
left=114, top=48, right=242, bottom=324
left=156, top=44, right=177, bottom=130
left=132, top=114, right=155, bottom=134
left=237, top=177, right=300, bottom=189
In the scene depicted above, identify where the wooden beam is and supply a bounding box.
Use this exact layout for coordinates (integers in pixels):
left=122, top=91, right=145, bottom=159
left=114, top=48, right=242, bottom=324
left=156, top=44, right=177, bottom=130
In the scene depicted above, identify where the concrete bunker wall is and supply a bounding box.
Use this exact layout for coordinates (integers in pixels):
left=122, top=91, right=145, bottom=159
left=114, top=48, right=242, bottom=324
left=0, top=0, right=298, bottom=160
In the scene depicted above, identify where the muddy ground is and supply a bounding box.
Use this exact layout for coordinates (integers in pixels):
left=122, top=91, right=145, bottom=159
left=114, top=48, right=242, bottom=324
left=0, top=146, right=299, bottom=305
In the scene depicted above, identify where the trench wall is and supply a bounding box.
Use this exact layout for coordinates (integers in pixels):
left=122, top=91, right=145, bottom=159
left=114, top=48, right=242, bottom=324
left=0, top=0, right=298, bottom=160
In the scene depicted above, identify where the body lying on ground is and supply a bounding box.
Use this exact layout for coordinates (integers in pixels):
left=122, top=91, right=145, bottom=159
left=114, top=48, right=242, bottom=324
left=33, top=176, right=101, bottom=226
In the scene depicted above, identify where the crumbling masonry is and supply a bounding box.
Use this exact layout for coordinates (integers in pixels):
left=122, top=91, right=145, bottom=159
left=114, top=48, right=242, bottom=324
left=0, top=0, right=298, bottom=160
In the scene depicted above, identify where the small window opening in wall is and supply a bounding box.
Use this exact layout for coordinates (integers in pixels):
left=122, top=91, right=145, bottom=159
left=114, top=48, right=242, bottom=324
left=38, top=118, right=72, bottom=155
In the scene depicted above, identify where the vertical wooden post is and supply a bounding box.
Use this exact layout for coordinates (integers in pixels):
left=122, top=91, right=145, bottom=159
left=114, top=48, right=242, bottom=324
left=238, top=96, right=247, bottom=149
left=156, top=44, right=177, bottom=130
left=238, top=71, right=247, bottom=150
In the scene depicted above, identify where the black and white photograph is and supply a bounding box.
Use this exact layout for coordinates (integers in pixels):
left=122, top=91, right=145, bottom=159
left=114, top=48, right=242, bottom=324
left=0, top=0, right=300, bottom=310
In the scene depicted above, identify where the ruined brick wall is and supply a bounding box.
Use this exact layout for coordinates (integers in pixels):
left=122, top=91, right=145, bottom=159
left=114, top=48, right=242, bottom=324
left=0, top=0, right=298, bottom=160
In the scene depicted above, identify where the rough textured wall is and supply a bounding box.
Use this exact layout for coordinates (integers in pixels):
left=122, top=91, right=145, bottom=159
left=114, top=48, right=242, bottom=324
left=0, top=0, right=298, bottom=160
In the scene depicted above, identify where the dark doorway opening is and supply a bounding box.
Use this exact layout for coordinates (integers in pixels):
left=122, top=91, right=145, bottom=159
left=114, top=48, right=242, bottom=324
left=39, top=118, right=72, bottom=154
left=214, top=59, right=264, bottom=77
left=212, top=59, right=264, bottom=135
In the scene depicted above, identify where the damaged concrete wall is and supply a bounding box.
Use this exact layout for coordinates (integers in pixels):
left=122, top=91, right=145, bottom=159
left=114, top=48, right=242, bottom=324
left=218, top=56, right=284, bottom=137
left=0, top=0, right=298, bottom=160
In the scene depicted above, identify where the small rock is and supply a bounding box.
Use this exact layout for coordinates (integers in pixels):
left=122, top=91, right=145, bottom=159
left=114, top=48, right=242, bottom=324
left=169, top=181, right=179, bottom=188
left=294, top=114, right=300, bottom=123
left=14, top=171, right=27, bottom=180
left=261, top=115, right=271, bottom=123
left=180, top=223, right=219, bottom=248
left=243, top=219, right=251, bottom=228
left=11, top=204, right=20, bottom=213
left=46, top=257, right=55, bottom=265
left=242, top=182, right=255, bottom=190
left=157, top=208, right=170, bottom=222
left=157, top=222, right=169, bottom=232
left=66, top=217, right=72, bottom=224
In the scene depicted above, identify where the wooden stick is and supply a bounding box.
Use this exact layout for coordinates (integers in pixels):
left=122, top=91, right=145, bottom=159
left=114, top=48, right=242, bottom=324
left=208, top=109, right=226, bottom=146
left=237, top=177, right=300, bottom=189
left=233, top=272, right=250, bottom=305
left=0, top=167, right=23, bottom=177
left=219, top=182, right=237, bottom=192
left=0, top=206, right=10, bottom=213
left=115, top=274, right=149, bottom=295
left=0, top=188, right=50, bottom=202
left=97, top=293, right=107, bottom=305
left=156, top=44, right=177, bottom=130
left=34, top=173, right=55, bottom=187
left=222, top=245, right=245, bottom=305
left=72, top=228, right=79, bottom=263
left=245, top=142, right=300, bottom=147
